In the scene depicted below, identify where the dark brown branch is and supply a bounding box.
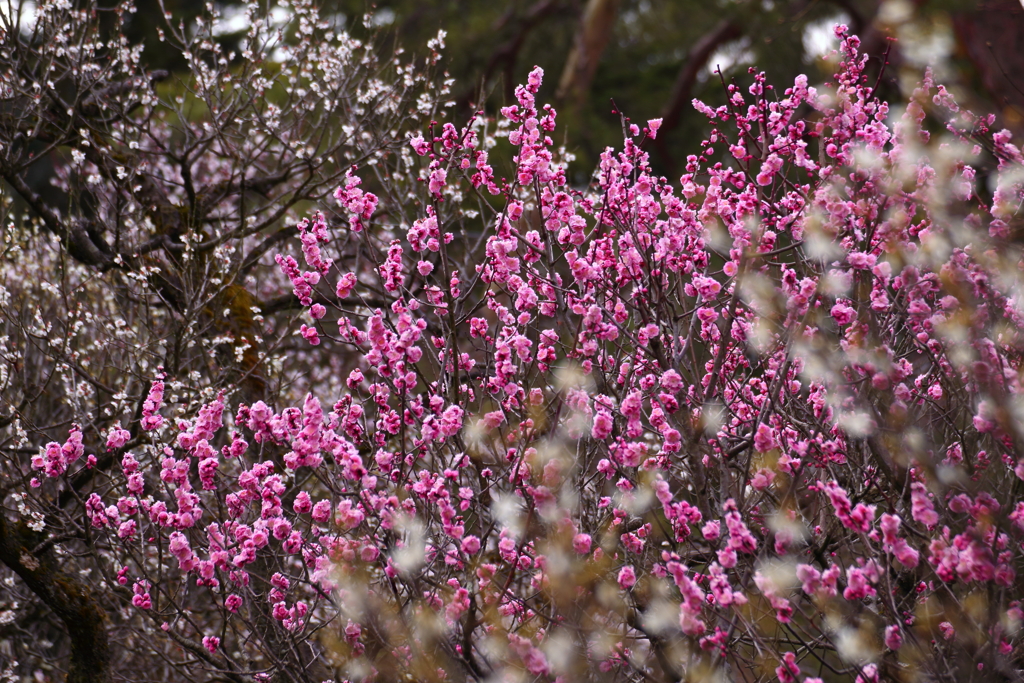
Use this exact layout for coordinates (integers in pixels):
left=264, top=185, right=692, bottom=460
left=652, top=19, right=742, bottom=173
left=0, top=170, right=114, bottom=268
left=455, top=0, right=564, bottom=110
left=0, top=515, right=111, bottom=683
left=78, top=70, right=170, bottom=119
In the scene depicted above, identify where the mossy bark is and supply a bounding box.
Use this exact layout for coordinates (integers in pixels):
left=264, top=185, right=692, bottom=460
left=0, top=515, right=111, bottom=683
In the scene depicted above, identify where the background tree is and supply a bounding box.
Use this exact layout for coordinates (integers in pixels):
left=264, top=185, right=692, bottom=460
left=317, top=0, right=1024, bottom=176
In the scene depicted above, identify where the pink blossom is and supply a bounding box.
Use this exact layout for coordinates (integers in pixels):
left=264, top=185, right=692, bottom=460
left=911, top=482, right=939, bottom=528
left=573, top=533, right=592, bottom=554
left=822, top=481, right=875, bottom=532
left=335, top=272, right=357, bottom=298
left=481, top=411, right=505, bottom=430
left=140, top=379, right=165, bottom=430
left=105, top=425, right=130, bottom=451
left=756, top=153, right=784, bottom=186
left=847, top=251, right=877, bottom=269
left=647, top=118, right=663, bottom=139
left=410, top=135, right=430, bottom=155
left=300, top=324, right=320, bottom=345
left=592, top=410, right=613, bottom=440
left=843, top=562, right=879, bottom=600
left=830, top=302, right=856, bottom=326
left=796, top=564, right=822, bottom=595
left=617, top=565, right=637, bottom=590
left=754, top=571, right=794, bottom=623
left=753, top=423, right=777, bottom=452
left=460, top=535, right=481, bottom=554
left=775, top=651, right=800, bottom=683
left=428, top=167, right=447, bottom=196
left=885, top=625, right=903, bottom=650
left=693, top=275, right=722, bottom=300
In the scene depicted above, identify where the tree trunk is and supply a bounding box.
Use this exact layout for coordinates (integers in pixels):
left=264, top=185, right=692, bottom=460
left=0, top=516, right=111, bottom=683
left=556, top=0, right=621, bottom=105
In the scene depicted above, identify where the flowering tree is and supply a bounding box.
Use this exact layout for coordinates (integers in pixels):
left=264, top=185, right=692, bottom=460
left=3, top=1, right=1024, bottom=681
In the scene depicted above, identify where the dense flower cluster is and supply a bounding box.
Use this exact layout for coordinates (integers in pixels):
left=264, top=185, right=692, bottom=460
left=4, top=9, right=1024, bottom=682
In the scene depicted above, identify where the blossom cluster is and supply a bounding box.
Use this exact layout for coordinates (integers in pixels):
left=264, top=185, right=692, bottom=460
left=6, top=17, right=1024, bottom=683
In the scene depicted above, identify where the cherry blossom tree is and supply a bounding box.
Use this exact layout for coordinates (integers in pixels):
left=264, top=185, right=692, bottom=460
left=3, top=2, right=1024, bottom=683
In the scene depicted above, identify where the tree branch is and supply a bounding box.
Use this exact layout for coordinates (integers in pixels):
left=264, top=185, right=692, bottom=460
left=652, top=19, right=742, bottom=173
left=0, top=515, right=111, bottom=683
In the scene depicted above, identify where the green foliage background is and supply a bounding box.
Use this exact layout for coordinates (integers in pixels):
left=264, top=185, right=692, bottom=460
left=98, top=0, right=1022, bottom=183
